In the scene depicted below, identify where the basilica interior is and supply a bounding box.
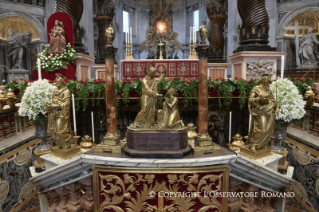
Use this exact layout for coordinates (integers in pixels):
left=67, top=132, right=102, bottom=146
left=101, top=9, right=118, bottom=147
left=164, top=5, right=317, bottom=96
left=0, top=0, right=319, bottom=212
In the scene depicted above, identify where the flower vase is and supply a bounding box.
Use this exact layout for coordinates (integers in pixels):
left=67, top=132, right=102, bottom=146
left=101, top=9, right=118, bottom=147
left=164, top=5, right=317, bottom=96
left=271, top=121, right=288, bottom=153
left=34, top=119, right=50, bottom=151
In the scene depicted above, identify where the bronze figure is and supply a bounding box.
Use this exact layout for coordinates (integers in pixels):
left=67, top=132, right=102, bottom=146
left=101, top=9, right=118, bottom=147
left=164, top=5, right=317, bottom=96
left=199, top=21, right=207, bottom=43
left=304, top=86, right=315, bottom=107
left=49, top=20, right=66, bottom=53
left=246, top=74, right=278, bottom=150
left=157, top=88, right=184, bottom=129
left=130, top=66, right=166, bottom=128
left=105, top=24, right=115, bottom=44
left=46, top=74, right=74, bottom=149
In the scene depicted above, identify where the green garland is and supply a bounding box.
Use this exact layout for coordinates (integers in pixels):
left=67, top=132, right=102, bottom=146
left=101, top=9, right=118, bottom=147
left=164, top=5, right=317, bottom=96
left=6, top=77, right=315, bottom=112
left=35, top=44, right=76, bottom=72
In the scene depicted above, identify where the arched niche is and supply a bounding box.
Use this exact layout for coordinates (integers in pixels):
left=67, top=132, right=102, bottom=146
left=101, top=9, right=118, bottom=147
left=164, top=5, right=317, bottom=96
left=277, top=6, right=319, bottom=38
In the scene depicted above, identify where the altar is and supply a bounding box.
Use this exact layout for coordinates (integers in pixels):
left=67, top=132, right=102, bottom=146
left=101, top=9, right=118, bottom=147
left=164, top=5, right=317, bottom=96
left=121, top=59, right=199, bottom=79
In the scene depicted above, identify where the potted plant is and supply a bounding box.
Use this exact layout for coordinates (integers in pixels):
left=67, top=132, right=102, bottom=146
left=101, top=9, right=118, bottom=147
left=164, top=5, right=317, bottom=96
left=270, top=78, right=306, bottom=152
left=18, top=79, right=54, bottom=151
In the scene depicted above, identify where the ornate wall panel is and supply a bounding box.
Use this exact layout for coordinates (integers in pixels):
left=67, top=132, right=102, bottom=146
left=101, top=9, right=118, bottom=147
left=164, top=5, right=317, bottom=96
left=284, top=139, right=319, bottom=211
left=93, top=165, right=229, bottom=212
left=284, top=11, right=319, bottom=37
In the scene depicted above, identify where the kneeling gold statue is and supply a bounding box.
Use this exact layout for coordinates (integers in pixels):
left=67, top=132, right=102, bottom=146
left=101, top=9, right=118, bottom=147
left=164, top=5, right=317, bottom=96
left=157, top=88, right=184, bottom=129
left=46, top=74, right=81, bottom=159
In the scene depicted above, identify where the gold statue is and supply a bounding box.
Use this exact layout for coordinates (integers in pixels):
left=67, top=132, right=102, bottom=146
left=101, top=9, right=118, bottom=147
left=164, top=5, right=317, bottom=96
left=304, top=86, right=315, bottom=107
left=6, top=88, right=16, bottom=109
left=199, top=21, right=207, bottom=43
left=46, top=74, right=74, bottom=149
left=49, top=20, right=66, bottom=53
left=105, top=23, right=115, bottom=44
left=130, top=66, right=166, bottom=128
left=0, top=90, right=6, bottom=112
left=246, top=74, right=277, bottom=150
left=157, top=88, right=184, bottom=129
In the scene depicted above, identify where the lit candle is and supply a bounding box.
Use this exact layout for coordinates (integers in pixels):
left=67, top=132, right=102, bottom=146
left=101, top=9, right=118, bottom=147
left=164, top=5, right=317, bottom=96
left=229, top=111, right=232, bottom=141
left=72, top=94, right=76, bottom=133
left=130, top=27, right=132, bottom=44
left=248, top=114, right=251, bottom=132
left=281, top=55, right=284, bottom=79
left=37, top=58, right=42, bottom=80
left=91, top=111, right=95, bottom=142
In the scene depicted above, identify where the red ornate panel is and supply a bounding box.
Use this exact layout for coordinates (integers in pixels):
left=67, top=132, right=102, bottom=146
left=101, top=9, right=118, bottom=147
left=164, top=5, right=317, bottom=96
left=121, top=60, right=199, bottom=79
left=93, top=165, right=229, bottom=212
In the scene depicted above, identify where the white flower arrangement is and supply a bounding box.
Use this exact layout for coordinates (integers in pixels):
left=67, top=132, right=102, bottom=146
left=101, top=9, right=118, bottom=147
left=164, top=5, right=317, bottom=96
left=270, top=78, right=306, bottom=123
left=18, top=79, right=54, bottom=122
left=35, top=43, right=76, bottom=72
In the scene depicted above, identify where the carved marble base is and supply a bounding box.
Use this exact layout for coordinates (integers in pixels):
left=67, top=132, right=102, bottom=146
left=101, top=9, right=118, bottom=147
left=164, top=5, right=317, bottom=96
left=124, top=146, right=191, bottom=158
left=75, top=53, right=95, bottom=81
left=207, top=63, right=229, bottom=80
left=34, top=148, right=51, bottom=173
left=50, top=146, right=81, bottom=160
left=93, top=64, right=120, bottom=80
left=239, top=145, right=272, bottom=159
left=227, top=51, right=284, bottom=80
left=94, top=133, right=123, bottom=153
left=7, top=68, right=30, bottom=81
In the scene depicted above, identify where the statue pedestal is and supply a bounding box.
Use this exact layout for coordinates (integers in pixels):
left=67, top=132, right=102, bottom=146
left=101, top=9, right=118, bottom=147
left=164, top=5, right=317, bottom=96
left=50, top=146, right=82, bottom=160
left=75, top=53, right=95, bottom=81
left=227, top=51, right=284, bottom=80
left=207, top=63, right=230, bottom=79
left=124, top=127, right=190, bottom=158
left=239, top=145, right=272, bottom=160
left=93, top=64, right=120, bottom=79
left=7, top=68, right=30, bottom=81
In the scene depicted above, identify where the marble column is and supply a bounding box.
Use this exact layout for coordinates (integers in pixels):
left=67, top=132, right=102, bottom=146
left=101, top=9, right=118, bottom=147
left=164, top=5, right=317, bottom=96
left=94, top=44, right=121, bottom=153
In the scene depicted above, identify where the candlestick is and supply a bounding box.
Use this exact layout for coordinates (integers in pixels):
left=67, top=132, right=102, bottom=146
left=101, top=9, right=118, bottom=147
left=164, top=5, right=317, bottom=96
left=281, top=55, right=284, bottom=79
left=125, top=32, right=127, bottom=44
left=37, top=58, right=42, bottom=80
left=130, top=27, right=132, bottom=44
left=190, top=26, right=192, bottom=43
left=248, top=114, right=251, bottom=132
left=72, top=94, right=76, bottom=133
left=194, top=27, right=196, bottom=43
left=91, top=111, right=95, bottom=142
left=229, top=111, right=232, bottom=142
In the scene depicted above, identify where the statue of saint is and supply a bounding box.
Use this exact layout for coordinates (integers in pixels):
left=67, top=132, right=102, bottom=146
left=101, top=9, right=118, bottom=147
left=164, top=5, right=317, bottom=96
left=304, top=86, right=315, bottom=107
left=105, top=23, right=115, bottom=44
left=46, top=74, right=74, bottom=149
left=157, top=88, right=184, bottom=129
left=49, top=20, right=66, bottom=53
left=7, top=29, right=33, bottom=69
left=199, top=21, right=207, bottom=43
left=247, top=74, right=278, bottom=150
left=130, top=66, right=166, bottom=128
left=299, top=27, right=319, bottom=65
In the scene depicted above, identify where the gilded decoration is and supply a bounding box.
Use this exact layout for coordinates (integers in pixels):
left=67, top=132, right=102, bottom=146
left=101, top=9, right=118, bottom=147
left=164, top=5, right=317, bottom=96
left=284, top=11, right=319, bottom=37
left=140, top=0, right=183, bottom=59
left=93, top=165, right=229, bottom=212
left=0, top=16, right=39, bottom=41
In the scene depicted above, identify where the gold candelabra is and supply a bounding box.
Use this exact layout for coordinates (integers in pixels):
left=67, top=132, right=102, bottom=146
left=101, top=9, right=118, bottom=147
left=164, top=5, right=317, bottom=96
left=188, top=43, right=198, bottom=59
left=125, top=44, right=134, bottom=60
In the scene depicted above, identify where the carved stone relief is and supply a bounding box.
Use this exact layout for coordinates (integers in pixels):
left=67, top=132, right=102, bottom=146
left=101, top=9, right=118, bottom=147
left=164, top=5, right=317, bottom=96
left=247, top=59, right=273, bottom=79
left=0, top=178, right=9, bottom=212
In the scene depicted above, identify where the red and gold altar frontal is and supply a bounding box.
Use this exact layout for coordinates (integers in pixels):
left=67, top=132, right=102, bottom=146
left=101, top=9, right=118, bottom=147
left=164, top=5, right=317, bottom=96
left=93, top=165, right=229, bottom=212
left=121, top=59, right=199, bottom=79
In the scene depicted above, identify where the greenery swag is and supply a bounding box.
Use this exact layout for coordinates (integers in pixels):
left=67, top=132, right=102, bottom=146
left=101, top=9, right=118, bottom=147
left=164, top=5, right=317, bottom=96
left=6, top=77, right=315, bottom=112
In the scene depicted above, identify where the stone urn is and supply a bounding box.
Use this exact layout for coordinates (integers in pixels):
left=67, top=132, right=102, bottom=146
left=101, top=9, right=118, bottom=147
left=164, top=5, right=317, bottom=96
left=34, top=117, right=50, bottom=151
left=271, top=121, right=288, bottom=153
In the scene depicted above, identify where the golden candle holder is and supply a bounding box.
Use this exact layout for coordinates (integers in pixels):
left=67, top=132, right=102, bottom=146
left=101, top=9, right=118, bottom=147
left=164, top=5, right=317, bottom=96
left=125, top=44, right=134, bottom=60
left=228, top=134, right=245, bottom=151
left=73, top=132, right=81, bottom=146
left=188, top=43, right=198, bottom=59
